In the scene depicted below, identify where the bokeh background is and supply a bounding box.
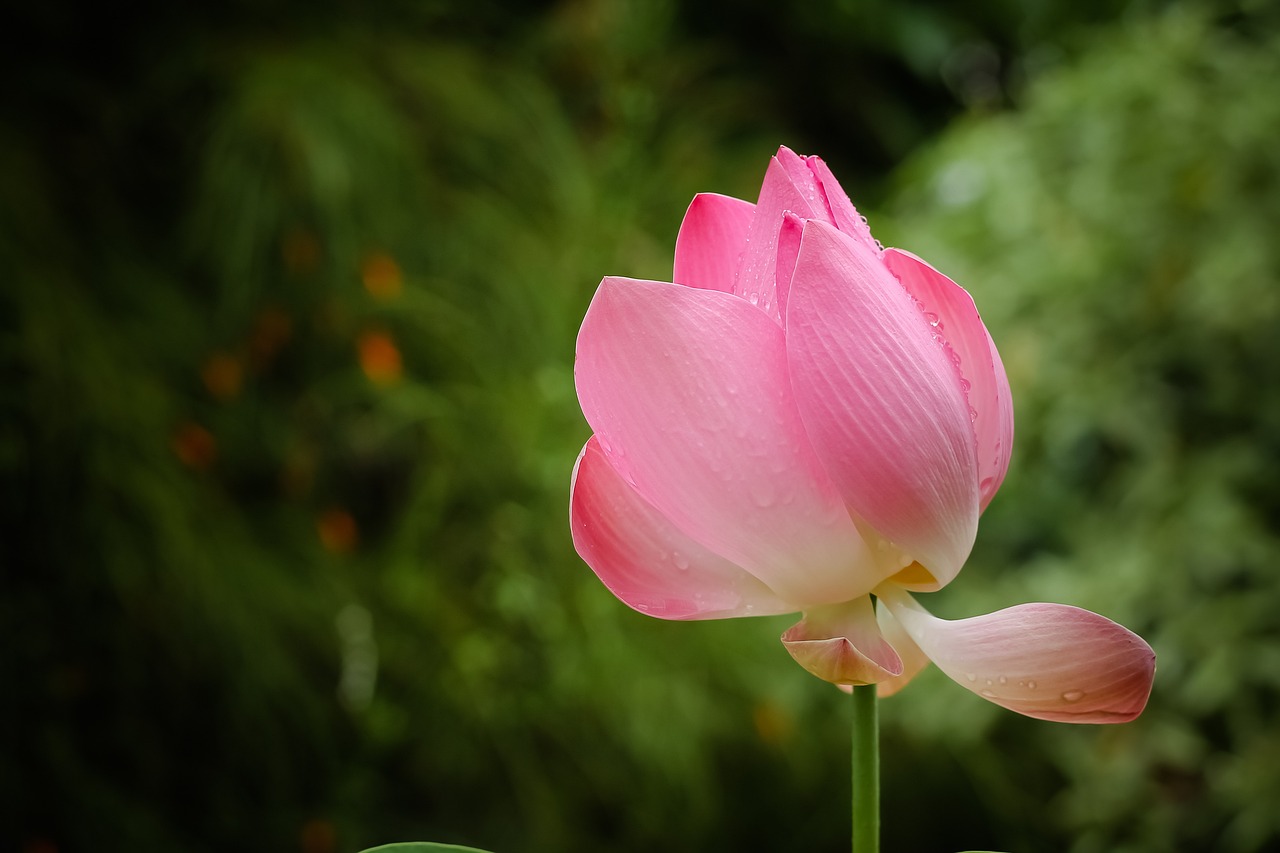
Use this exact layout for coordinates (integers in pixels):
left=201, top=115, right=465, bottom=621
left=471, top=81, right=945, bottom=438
left=5, top=0, right=1280, bottom=850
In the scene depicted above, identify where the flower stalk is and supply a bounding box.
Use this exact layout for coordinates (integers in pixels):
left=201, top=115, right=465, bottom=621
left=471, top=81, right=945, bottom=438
left=851, top=684, right=879, bottom=853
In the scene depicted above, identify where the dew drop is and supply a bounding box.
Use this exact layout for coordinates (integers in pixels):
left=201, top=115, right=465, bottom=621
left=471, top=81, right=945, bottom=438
left=980, top=689, right=996, bottom=698
left=749, top=482, right=776, bottom=508
left=965, top=672, right=977, bottom=683
left=1062, top=690, right=1085, bottom=703
left=1027, top=680, right=1038, bottom=690
left=984, top=678, right=993, bottom=686
left=998, top=676, right=1008, bottom=685
left=673, top=553, right=690, bottom=571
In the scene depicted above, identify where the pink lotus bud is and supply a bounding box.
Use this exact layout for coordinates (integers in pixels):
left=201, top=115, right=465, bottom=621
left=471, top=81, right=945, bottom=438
left=570, top=147, right=1153, bottom=722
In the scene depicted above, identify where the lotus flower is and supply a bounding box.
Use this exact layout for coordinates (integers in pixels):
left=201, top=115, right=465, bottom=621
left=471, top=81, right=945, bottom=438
left=570, top=147, right=1154, bottom=723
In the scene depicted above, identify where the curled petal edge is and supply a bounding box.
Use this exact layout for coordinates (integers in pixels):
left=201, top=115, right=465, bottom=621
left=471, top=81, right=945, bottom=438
left=782, top=596, right=903, bottom=686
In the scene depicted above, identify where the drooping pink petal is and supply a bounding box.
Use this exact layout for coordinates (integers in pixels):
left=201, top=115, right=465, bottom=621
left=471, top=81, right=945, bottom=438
left=878, top=586, right=1156, bottom=724
left=570, top=437, right=793, bottom=620
left=781, top=596, right=903, bottom=686
left=874, top=599, right=933, bottom=697
left=734, top=150, right=829, bottom=322
left=785, top=220, right=980, bottom=587
left=575, top=276, right=882, bottom=607
left=673, top=193, right=756, bottom=293
left=882, top=249, right=1014, bottom=510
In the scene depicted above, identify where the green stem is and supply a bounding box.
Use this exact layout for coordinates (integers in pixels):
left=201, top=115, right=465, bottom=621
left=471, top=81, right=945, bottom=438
left=851, top=683, right=880, bottom=853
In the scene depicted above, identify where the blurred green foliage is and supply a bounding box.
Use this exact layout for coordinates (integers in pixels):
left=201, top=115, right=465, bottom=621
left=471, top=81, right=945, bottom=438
left=3, top=0, right=1278, bottom=851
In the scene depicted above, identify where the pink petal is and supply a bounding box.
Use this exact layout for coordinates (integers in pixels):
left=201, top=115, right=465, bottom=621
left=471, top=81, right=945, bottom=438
left=673, top=192, right=756, bottom=293
left=781, top=596, right=903, bottom=686
left=874, top=600, right=933, bottom=698
left=575, top=276, right=882, bottom=607
left=785, top=220, right=980, bottom=587
left=773, top=146, right=828, bottom=212
left=882, top=249, right=1014, bottom=510
left=806, top=155, right=881, bottom=256
left=734, top=150, right=828, bottom=323
left=878, top=587, right=1156, bottom=724
left=570, top=437, right=793, bottom=620
left=773, top=211, right=804, bottom=321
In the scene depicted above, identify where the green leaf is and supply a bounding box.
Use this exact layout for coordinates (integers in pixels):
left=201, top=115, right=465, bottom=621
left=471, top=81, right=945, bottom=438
left=358, top=844, right=497, bottom=853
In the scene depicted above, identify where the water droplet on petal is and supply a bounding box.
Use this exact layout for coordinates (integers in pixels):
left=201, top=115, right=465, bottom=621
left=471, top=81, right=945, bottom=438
left=998, top=676, right=1008, bottom=685
left=965, top=672, right=977, bottom=683
left=1027, top=680, right=1037, bottom=690
left=749, top=481, right=775, bottom=508
left=673, top=553, right=690, bottom=571
left=980, top=689, right=996, bottom=698
left=1062, top=690, right=1084, bottom=703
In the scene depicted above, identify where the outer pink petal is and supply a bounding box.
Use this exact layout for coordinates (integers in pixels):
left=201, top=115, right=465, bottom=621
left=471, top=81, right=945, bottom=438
left=734, top=150, right=828, bottom=323
left=570, top=437, right=793, bottom=620
left=781, top=596, right=903, bottom=686
left=878, top=586, right=1156, bottom=724
left=786, top=220, right=979, bottom=586
left=882, top=249, right=1014, bottom=511
left=673, top=192, right=756, bottom=293
left=575, top=276, right=881, bottom=607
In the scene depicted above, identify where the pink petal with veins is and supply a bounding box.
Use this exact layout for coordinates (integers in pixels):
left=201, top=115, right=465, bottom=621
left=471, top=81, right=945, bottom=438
left=883, top=249, right=1014, bottom=511
left=734, top=150, right=828, bottom=322
left=806, top=155, right=881, bottom=255
left=673, top=193, right=756, bottom=293
left=786, top=220, right=979, bottom=586
left=570, top=437, right=793, bottom=620
left=575, top=276, right=881, bottom=607
left=878, top=587, right=1156, bottom=723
